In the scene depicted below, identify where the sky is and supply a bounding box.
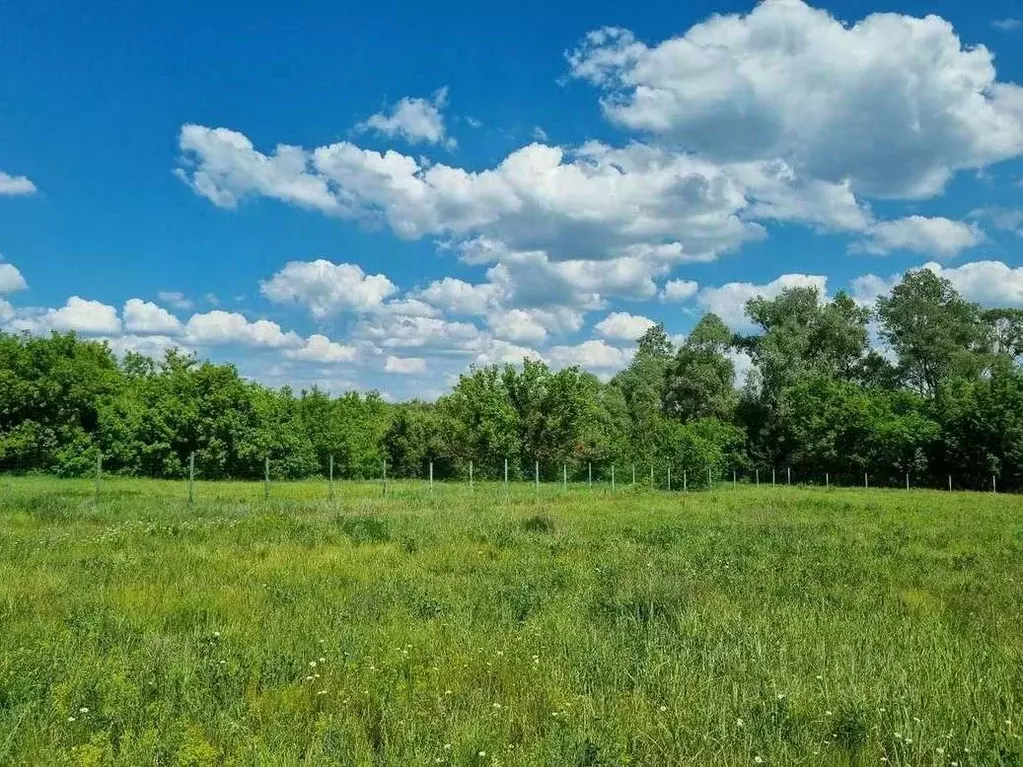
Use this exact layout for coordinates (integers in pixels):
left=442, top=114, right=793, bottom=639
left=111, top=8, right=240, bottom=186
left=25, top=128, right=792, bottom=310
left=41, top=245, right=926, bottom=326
left=1, top=0, right=1022, bottom=400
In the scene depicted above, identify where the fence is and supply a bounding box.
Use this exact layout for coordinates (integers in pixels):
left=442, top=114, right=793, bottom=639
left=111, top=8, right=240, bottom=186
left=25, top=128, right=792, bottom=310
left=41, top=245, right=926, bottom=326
left=83, top=452, right=1011, bottom=504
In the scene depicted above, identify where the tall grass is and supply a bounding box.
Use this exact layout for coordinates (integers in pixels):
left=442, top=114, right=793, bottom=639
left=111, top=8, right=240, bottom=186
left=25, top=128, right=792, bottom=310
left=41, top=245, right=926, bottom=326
left=0, top=477, right=1020, bottom=765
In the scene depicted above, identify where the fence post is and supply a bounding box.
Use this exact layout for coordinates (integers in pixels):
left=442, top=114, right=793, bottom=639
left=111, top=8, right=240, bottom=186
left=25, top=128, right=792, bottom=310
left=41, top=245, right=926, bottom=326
left=382, top=460, right=387, bottom=496
left=563, top=463, right=567, bottom=490
left=772, top=468, right=776, bottom=487
left=826, top=472, right=829, bottom=488
left=708, top=467, right=712, bottom=489
left=732, top=469, right=736, bottom=489
left=611, top=464, right=615, bottom=492
left=787, top=467, right=791, bottom=486
left=864, top=472, right=869, bottom=490
left=264, top=456, right=270, bottom=501
left=683, top=469, right=687, bottom=494
left=430, top=461, right=434, bottom=492
left=755, top=469, right=760, bottom=488
left=588, top=462, right=592, bottom=490
left=667, top=465, right=671, bottom=492
left=469, top=460, right=474, bottom=491
left=534, top=460, right=539, bottom=500
left=504, top=458, right=508, bottom=495
left=189, top=451, right=195, bottom=505
left=993, top=475, right=997, bottom=493
left=95, top=452, right=102, bottom=502
left=328, top=454, right=334, bottom=501
left=948, top=474, right=951, bottom=493
left=906, top=472, right=910, bottom=491
left=632, top=464, right=636, bottom=486
left=650, top=464, right=654, bottom=491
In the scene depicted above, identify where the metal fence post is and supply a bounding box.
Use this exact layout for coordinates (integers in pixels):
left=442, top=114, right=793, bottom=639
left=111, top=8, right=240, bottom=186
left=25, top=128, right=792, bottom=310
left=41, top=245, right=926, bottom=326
left=189, top=452, right=195, bottom=505
left=95, top=453, right=102, bottom=501
left=588, top=462, right=592, bottom=490
left=504, top=458, right=508, bottom=495
left=328, top=454, right=334, bottom=501
left=611, top=464, right=615, bottom=492
left=429, top=461, right=434, bottom=492
left=469, top=460, right=474, bottom=491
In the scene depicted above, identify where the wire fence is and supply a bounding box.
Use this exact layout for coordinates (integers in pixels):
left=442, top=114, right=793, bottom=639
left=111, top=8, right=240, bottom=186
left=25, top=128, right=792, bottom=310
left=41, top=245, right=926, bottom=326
left=64, top=453, right=1013, bottom=505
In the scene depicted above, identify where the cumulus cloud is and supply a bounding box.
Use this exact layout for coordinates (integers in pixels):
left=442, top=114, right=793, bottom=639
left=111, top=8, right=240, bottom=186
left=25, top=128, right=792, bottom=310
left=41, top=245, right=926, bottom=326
left=416, top=277, right=500, bottom=315
left=594, top=311, right=656, bottom=341
left=568, top=0, right=1023, bottom=198
left=661, top=279, right=699, bottom=302
left=546, top=339, right=633, bottom=369
left=284, top=334, right=358, bottom=363
left=7, top=297, right=123, bottom=336
left=261, top=260, right=398, bottom=317
left=122, top=299, right=183, bottom=335
left=354, top=314, right=481, bottom=351
left=923, top=261, right=1023, bottom=306
left=855, top=216, right=985, bottom=257
left=0, top=171, right=37, bottom=196
left=0, top=263, right=28, bottom=294
left=356, top=88, right=454, bottom=148
left=384, top=355, right=428, bottom=374
left=184, top=310, right=302, bottom=348
left=697, top=274, right=829, bottom=330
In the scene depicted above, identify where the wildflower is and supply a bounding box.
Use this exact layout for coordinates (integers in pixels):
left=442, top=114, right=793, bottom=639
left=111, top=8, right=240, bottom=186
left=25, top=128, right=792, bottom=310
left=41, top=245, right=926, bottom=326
left=317, top=690, right=327, bottom=696
left=776, top=693, right=785, bottom=700
left=79, top=707, right=89, bottom=714
left=444, top=744, right=452, bottom=750
left=478, top=751, right=486, bottom=757
left=826, top=710, right=833, bottom=716
left=306, top=675, right=314, bottom=681
left=492, top=703, right=502, bottom=709
left=659, top=706, right=667, bottom=712
left=815, top=675, right=823, bottom=680
left=445, top=690, right=453, bottom=695
left=754, top=757, right=763, bottom=764
left=736, top=718, right=744, bottom=727
left=309, top=661, right=317, bottom=668
left=213, top=631, right=221, bottom=638
left=67, top=716, right=76, bottom=722
left=319, top=657, right=326, bottom=663
left=936, top=747, right=944, bottom=755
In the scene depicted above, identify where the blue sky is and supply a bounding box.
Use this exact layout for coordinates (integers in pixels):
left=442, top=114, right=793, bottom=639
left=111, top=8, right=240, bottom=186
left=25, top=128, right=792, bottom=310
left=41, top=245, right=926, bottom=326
left=1, top=0, right=1022, bottom=399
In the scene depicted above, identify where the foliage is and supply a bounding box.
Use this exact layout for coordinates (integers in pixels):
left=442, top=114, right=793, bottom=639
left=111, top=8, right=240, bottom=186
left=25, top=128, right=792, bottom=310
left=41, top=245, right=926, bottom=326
left=2, top=265, right=1023, bottom=488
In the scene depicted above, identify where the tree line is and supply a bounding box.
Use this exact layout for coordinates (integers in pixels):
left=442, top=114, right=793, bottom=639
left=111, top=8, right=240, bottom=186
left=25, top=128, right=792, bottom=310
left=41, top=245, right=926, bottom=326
left=2, top=268, right=1022, bottom=489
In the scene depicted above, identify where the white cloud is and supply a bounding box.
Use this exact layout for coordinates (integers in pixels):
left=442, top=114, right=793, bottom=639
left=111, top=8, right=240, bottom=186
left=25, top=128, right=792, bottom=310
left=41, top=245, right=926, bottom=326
left=39, top=297, right=122, bottom=335
left=178, top=129, right=761, bottom=263
left=697, top=274, right=829, bottom=330
left=486, top=308, right=550, bottom=343
left=102, top=334, right=187, bottom=359
left=569, top=2, right=1023, bottom=199
left=546, top=339, right=633, bottom=369
left=416, top=277, right=499, bottom=315
left=384, top=355, right=427, bottom=374
left=0, top=172, right=37, bottom=196
left=849, top=273, right=900, bottom=307
left=923, top=261, right=1023, bottom=307
left=184, top=310, right=302, bottom=348
left=354, top=314, right=481, bottom=351
left=855, top=216, right=985, bottom=257
left=157, top=291, right=194, bottom=310
left=661, top=279, right=699, bottom=302
left=261, top=260, right=398, bottom=317
left=993, top=18, right=1021, bottom=31
left=0, top=263, right=27, bottom=294
left=0, top=299, right=12, bottom=322
left=176, top=125, right=342, bottom=213
left=284, top=334, right=358, bottom=363
left=356, top=88, right=454, bottom=148
left=594, top=311, right=656, bottom=341
left=122, top=299, right=183, bottom=335
left=472, top=338, right=541, bottom=367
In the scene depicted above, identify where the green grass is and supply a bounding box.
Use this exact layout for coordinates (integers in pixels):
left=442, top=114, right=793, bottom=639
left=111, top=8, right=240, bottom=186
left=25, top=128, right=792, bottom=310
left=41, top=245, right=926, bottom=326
left=0, top=477, right=1021, bottom=765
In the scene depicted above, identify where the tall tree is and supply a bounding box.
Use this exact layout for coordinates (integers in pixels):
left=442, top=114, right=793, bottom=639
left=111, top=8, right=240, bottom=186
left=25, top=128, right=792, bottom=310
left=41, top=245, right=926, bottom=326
left=876, top=269, right=989, bottom=396
left=663, top=313, right=736, bottom=423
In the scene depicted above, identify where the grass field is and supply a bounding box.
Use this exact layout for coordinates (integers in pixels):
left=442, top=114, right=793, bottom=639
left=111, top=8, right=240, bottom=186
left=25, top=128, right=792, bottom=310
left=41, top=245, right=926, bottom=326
left=0, top=478, right=1021, bottom=766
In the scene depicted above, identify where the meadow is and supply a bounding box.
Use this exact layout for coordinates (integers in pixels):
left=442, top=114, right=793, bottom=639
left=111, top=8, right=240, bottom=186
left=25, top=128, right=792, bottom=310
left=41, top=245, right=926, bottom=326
left=0, top=477, right=1020, bottom=766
